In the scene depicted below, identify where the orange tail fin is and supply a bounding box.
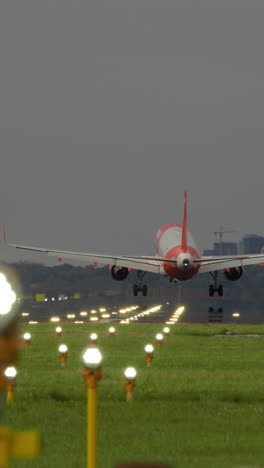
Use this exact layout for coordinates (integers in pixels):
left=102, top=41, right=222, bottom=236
left=181, top=191, right=187, bottom=251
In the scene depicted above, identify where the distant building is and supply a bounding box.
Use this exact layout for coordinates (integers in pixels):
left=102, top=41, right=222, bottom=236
left=203, top=242, right=238, bottom=256
left=239, top=234, right=264, bottom=254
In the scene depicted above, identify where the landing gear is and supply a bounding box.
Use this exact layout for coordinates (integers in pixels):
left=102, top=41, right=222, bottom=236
left=133, top=271, right=148, bottom=296
left=209, top=271, right=223, bottom=296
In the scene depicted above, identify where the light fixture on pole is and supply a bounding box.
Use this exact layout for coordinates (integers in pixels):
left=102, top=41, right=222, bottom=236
left=155, top=333, right=164, bottom=348
left=82, top=346, right=103, bottom=468
left=58, top=344, right=68, bottom=367
left=144, top=344, right=154, bottom=366
left=55, top=326, right=62, bottom=337
left=90, top=333, right=98, bottom=345
left=4, top=367, right=17, bottom=403
left=23, top=332, right=31, bottom=347
left=124, top=367, right=137, bottom=402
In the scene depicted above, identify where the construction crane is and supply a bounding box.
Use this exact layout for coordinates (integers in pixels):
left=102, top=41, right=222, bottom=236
left=214, top=226, right=237, bottom=255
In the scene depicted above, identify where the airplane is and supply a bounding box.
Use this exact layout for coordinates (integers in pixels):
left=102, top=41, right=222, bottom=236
left=9, top=191, right=264, bottom=297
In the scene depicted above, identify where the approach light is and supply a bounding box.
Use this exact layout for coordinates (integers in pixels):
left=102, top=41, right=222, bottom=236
left=90, top=333, right=98, bottom=344
left=144, top=344, right=154, bottom=366
left=124, top=367, right=137, bottom=402
left=58, top=344, right=68, bottom=366
left=163, top=327, right=170, bottom=336
left=81, top=347, right=103, bottom=468
left=55, top=326, right=62, bottom=336
left=108, top=327, right=116, bottom=336
left=4, top=366, right=17, bottom=380
left=4, top=366, right=17, bottom=403
left=155, top=333, right=164, bottom=348
left=23, top=332, right=31, bottom=347
left=82, top=347, right=103, bottom=370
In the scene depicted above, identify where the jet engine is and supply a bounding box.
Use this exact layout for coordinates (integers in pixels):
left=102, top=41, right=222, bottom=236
left=224, top=266, right=243, bottom=281
left=109, top=265, right=130, bottom=281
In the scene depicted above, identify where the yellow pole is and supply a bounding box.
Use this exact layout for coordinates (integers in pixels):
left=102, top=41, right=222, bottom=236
left=87, top=385, right=96, bottom=468
left=6, top=388, right=13, bottom=404
left=83, top=368, right=102, bottom=468
left=0, top=427, right=10, bottom=468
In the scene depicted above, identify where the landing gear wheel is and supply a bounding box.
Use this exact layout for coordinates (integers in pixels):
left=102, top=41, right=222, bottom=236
left=133, top=284, right=139, bottom=296
left=209, top=285, right=215, bottom=297
left=142, top=284, right=148, bottom=296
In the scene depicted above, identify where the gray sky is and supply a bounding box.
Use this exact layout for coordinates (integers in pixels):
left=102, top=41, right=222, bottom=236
left=1, top=1, right=264, bottom=265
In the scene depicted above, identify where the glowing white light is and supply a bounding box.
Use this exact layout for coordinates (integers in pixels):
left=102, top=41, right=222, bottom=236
left=21, top=312, right=29, bottom=317
left=80, top=311, right=88, bottom=316
left=82, top=347, right=103, bottom=368
left=90, top=333, right=98, bottom=340
left=163, top=327, right=170, bottom=334
left=50, top=317, right=60, bottom=322
left=0, top=274, right=17, bottom=316
left=156, top=333, right=163, bottom=341
left=145, top=344, right=154, bottom=354
left=4, top=366, right=17, bottom=379
left=58, top=344, right=68, bottom=354
left=102, top=313, right=110, bottom=318
left=124, top=367, right=137, bottom=379
left=56, top=327, right=62, bottom=333
left=23, top=332, right=31, bottom=341
left=90, top=317, right=98, bottom=321
left=109, top=327, right=115, bottom=334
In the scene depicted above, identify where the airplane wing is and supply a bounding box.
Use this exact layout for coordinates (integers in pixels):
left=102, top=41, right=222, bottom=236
left=198, top=254, right=264, bottom=273
left=9, top=243, right=264, bottom=276
left=8, top=243, right=161, bottom=274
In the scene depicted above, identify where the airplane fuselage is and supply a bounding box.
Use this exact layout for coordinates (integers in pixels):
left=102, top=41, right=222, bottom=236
left=155, top=223, right=201, bottom=280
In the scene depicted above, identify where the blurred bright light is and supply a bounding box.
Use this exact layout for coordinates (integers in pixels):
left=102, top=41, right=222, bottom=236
left=156, top=333, right=163, bottom=341
left=145, top=344, right=154, bottom=354
left=50, top=317, right=60, bottom=322
left=58, top=344, right=68, bottom=354
left=109, top=327, right=115, bottom=334
left=56, top=327, right=62, bottom=333
left=67, top=314, right=75, bottom=319
left=23, top=332, right=31, bottom=341
left=163, top=327, right=170, bottom=334
left=21, top=312, right=29, bottom=317
left=90, top=317, right=98, bottom=321
left=80, top=311, right=88, bottom=316
left=4, top=366, right=17, bottom=379
left=124, top=367, right=137, bottom=379
left=90, top=333, right=98, bottom=340
left=82, top=347, right=103, bottom=368
left=0, top=273, right=17, bottom=315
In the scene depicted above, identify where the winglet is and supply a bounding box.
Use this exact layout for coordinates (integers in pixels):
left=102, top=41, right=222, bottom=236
left=181, top=191, right=187, bottom=251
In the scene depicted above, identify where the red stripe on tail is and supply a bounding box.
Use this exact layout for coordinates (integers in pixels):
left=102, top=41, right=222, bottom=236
left=181, top=191, right=187, bottom=251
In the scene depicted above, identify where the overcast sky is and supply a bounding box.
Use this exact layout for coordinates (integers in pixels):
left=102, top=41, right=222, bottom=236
left=1, top=2, right=264, bottom=265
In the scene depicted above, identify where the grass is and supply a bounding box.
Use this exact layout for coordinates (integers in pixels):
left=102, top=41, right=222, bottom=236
left=3, top=322, right=264, bottom=467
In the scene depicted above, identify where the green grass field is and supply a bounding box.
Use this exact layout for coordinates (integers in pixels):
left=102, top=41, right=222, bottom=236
left=3, top=322, right=264, bottom=468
